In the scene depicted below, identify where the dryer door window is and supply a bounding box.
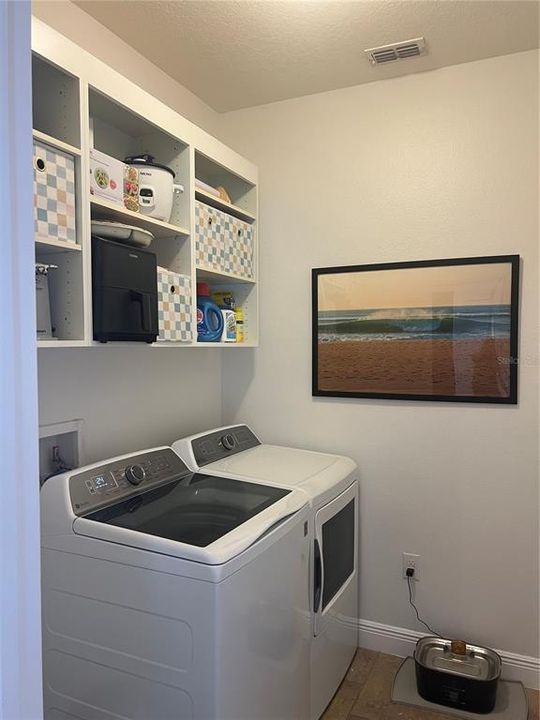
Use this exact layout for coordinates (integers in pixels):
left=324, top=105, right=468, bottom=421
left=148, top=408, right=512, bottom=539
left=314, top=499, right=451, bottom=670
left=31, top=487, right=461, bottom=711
left=86, top=473, right=290, bottom=547
left=313, top=481, right=358, bottom=635
left=321, top=499, right=355, bottom=610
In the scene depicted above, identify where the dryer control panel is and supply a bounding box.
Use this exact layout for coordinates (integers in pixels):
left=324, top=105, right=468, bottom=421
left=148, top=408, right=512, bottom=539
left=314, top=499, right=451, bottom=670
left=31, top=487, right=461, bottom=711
left=69, top=448, right=189, bottom=516
left=191, top=425, right=260, bottom=467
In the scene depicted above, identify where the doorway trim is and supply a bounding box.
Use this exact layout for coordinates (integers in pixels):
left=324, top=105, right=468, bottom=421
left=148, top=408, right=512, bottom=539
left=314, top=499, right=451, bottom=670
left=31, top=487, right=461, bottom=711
left=0, top=2, right=43, bottom=717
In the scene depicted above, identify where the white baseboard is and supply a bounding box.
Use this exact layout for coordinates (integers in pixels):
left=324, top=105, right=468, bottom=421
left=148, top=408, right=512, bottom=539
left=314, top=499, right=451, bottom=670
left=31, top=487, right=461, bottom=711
left=358, top=618, right=540, bottom=690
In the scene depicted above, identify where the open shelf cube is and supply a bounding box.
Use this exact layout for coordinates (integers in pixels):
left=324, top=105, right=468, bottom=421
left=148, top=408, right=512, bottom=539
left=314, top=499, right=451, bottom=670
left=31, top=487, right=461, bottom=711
left=35, top=248, right=85, bottom=342
left=194, top=189, right=256, bottom=224
left=89, top=88, right=190, bottom=231
left=195, top=151, right=256, bottom=220
left=196, top=271, right=258, bottom=347
left=32, top=53, right=81, bottom=149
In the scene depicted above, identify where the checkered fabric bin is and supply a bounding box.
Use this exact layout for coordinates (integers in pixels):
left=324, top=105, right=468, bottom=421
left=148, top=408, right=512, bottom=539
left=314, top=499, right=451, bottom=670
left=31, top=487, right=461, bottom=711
left=195, top=200, right=254, bottom=279
left=227, top=217, right=254, bottom=278
left=33, top=140, right=76, bottom=244
left=157, top=267, right=192, bottom=343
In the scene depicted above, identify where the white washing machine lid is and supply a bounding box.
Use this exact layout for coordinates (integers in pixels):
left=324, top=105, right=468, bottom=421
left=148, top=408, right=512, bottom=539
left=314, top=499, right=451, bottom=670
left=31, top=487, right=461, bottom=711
left=206, top=445, right=338, bottom=482
left=73, top=472, right=308, bottom=565
left=41, top=446, right=309, bottom=567
left=172, top=426, right=357, bottom=502
left=205, top=446, right=356, bottom=502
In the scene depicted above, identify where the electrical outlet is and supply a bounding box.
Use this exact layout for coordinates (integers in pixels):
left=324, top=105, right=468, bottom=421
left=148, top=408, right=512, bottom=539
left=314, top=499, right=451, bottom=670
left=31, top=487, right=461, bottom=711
left=402, top=553, right=421, bottom=580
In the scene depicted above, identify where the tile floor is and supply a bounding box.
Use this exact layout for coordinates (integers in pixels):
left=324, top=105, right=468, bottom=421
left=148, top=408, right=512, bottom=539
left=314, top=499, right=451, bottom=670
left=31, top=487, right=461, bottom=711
left=321, top=648, right=539, bottom=720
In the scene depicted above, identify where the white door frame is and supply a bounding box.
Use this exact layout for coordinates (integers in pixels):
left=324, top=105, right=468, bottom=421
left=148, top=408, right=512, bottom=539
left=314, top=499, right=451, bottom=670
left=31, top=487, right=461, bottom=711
left=0, top=2, right=43, bottom=718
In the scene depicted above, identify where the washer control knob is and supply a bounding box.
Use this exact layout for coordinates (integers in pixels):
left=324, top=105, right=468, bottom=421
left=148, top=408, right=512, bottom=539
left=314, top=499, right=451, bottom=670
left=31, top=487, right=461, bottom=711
left=125, top=464, right=146, bottom=485
left=221, top=434, right=236, bottom=451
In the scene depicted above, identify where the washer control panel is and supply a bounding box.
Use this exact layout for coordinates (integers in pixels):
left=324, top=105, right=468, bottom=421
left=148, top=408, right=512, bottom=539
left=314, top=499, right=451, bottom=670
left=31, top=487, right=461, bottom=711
left=191, top=425, right=260, bottom=467
left=69, top=448, right=189, bottom=516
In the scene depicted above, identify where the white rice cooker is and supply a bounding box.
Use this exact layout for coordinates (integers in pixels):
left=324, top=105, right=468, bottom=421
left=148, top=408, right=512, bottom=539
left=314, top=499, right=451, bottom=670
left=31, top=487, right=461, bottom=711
left=124, top=154, right=184, bottom=222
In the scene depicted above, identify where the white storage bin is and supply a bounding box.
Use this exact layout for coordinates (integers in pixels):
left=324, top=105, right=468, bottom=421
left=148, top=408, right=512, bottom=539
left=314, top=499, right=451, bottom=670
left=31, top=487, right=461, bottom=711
left=33, top=140, right=76, bottom=244
left=156, top=267, right=192, bottom=342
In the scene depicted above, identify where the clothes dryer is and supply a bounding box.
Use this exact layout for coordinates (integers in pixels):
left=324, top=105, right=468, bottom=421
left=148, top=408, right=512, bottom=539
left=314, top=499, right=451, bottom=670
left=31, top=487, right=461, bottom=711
left=173, top=426, right=359, bottom=720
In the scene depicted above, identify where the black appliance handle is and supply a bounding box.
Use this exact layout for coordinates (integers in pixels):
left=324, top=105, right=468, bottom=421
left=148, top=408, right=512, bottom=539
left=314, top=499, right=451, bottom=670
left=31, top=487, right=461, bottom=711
left=130, top=290, right=151, bottom=332
left=313, top=538, right=322, bottom=613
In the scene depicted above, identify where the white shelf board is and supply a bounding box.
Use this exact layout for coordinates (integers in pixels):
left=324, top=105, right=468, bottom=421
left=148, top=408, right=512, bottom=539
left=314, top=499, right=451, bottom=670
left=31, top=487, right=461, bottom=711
left=204, top=341, right=258, bottom=348
left=152, top=341, right=194, bottom=347
left=195, top=189, right=256, bottom=223
left=83, top=340, right=256, bottom=348
left=90, top=197, right=190, bottom=239
left=196, top=265, right=256, bottom=285
left=32, top=128, right=81, bottom=157
left=35, top=237, right=82, bottom=254
left=151, top=341, right=257, bottom=348
left=37, top=339, right=87, bottom=348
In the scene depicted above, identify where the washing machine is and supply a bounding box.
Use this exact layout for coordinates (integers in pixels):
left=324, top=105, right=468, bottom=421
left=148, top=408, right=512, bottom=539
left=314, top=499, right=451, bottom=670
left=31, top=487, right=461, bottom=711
left=172, top=425, right=359, bottom=720
left=41, top=446, right=311, bottom=720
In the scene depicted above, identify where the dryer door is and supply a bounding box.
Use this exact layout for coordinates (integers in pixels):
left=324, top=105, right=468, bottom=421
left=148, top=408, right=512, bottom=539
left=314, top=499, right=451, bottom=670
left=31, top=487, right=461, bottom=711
left=313, top=480, right=358, bottom=637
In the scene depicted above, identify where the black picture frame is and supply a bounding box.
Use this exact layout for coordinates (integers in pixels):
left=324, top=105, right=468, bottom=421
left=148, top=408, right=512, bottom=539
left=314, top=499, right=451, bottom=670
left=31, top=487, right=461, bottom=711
left=312, top=255, right=520, bottom=404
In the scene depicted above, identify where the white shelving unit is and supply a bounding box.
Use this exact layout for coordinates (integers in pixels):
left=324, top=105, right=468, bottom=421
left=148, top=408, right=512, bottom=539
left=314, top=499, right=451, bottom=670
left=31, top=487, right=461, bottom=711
left=31, top=18, right=259, bottom=349
left=32, top=52, right=86, bottom=347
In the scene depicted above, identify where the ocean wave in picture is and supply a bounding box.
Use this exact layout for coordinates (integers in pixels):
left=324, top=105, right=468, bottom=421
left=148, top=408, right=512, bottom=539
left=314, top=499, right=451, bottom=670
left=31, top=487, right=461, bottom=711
left=318, top=304, right=511, bottom=342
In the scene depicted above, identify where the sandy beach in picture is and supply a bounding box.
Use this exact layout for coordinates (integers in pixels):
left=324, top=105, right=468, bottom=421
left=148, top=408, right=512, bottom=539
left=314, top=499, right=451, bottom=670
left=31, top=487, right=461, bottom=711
left=318, top=338, right=510, bottom=396
left=315, top=261, right=515, bottom=399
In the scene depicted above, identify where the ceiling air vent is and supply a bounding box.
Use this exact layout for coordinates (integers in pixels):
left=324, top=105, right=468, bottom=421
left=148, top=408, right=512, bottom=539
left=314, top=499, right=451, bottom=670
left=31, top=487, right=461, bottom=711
left=365, top=37, right=427, bottom=66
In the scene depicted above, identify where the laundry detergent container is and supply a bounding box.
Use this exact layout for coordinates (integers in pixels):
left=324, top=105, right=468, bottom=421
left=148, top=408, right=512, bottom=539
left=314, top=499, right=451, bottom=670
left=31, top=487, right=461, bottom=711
left=197, top=282, right=223, bottom=342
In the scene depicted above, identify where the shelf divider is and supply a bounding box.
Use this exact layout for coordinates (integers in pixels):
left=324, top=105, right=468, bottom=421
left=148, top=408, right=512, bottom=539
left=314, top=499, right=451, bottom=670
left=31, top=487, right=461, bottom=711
left=90, top=197, right=190, bottom=240
left=196, top=265, right=256, bottom=285
left=32, top=128, right=81, bottom=157
left=35, top=237, right=82, bottom=254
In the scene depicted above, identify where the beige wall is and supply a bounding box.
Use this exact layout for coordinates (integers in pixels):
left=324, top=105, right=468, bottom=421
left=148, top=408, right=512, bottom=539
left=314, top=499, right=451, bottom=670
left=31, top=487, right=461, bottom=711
left=32, top=0, right=220, bottom=136
left=38, top=347, right=222, bottom=465
left=220, top=51, right=540, bottom=658
left=32, top=3, right=539, bottom=660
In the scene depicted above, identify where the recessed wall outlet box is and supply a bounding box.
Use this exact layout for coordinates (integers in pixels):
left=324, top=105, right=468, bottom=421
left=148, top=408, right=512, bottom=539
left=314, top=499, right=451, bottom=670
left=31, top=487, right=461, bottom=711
left=402, top=552, right=421, bottom=580
left=39, top=419, right=84, bottom=484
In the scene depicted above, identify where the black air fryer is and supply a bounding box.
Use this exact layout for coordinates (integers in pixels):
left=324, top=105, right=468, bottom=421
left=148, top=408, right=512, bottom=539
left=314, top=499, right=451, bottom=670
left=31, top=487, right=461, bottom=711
left=92, top=236, right=158, bottom=343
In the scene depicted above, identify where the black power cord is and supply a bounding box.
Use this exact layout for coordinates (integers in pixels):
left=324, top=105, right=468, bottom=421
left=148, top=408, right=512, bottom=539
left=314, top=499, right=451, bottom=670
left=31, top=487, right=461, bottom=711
left=406, top=568, right=441, bottom=637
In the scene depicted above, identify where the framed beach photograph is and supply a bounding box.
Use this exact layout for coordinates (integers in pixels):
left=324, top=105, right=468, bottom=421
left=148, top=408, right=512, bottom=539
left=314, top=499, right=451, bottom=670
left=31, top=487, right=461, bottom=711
left=312, top=256, right=520, bottom=403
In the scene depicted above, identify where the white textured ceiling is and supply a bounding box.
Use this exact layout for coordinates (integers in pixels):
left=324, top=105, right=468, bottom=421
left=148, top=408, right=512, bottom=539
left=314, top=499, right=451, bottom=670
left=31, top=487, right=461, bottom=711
left=74, top=0, right=539, bottom=112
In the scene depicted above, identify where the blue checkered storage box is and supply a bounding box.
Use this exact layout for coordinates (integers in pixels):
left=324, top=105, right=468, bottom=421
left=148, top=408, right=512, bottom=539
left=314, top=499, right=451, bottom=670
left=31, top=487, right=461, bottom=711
left=195, top=200, right=254, bottom=279
left=33, top=140, right=76, bottom=244
left=157, top=268, right=192, bottom=343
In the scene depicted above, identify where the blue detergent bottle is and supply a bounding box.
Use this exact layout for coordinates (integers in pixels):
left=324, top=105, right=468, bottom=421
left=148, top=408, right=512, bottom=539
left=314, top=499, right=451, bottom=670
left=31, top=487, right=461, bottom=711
left=197, top=282, right=224, bottom=342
